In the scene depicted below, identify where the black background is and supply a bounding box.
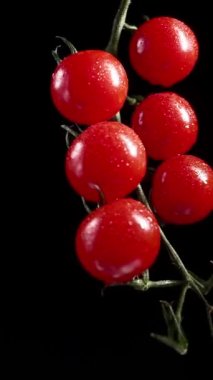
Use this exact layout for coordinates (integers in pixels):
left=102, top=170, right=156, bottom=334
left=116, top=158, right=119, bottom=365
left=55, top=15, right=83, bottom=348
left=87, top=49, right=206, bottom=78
left=3, top=0, right=213, bottom=376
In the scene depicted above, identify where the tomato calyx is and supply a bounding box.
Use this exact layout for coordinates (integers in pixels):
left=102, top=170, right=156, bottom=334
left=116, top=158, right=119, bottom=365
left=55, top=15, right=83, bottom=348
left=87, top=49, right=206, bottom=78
left=52, top=36, right=78, bottom=64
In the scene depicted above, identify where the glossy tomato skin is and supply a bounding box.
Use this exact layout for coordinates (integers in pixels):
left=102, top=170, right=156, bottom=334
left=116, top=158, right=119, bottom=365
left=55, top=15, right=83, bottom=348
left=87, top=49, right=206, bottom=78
left=131, top=92, right=198, bottom=160
left=129, top=17, right=199, bottom=87
left=151, top=155, right=213, bottom=224
left=65, top=121, right=147, bottom=203
left=76, top=198, right=160, bottom=284
left=51, top=50, right=128, bottom=125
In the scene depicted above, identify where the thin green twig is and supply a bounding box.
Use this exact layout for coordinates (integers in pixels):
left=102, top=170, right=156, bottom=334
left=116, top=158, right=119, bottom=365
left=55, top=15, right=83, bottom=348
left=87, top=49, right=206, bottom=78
left=106, top=0, right=132, bottom=55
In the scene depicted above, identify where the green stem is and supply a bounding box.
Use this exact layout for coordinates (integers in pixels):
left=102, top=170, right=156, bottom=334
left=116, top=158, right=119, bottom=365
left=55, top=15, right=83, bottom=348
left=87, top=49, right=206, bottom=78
left=136, top=184, right=213, bottom=335
left=124, top=22, right=137, bottom=30
left=127, top=95, right=144, bottom=106
left=149, top=280, right=184, bottom=289
left=160, top=229, right=190, bottom=280
left=204, top=274, right=213, bottom=295
left=52, top=46, right=61, bottom=64
left=131, top=278, right=184, bottom=291
left=106, top=0, right=132, bottom=55
left=176, top=285, right=189, bottom=323
left=56, top=36, right=78, bottom=53
left=61, top=124, right=78, bottom=137
left=127, top=96, right=138, bottom=106
left=206, top=307, right=213, bottom=337
left=89, top=184, right=106, bottom=206
left=142, top=269, right=149, bottom=283
left=150, top=333, right=188, bottom=355
left=60, top=124, right=78, bottom=148
left=136, top=184, right=151, bottom=209
left=136, top=185, right=190, bottom=280
left=111, top=112, right=121, bottom=122
left=81, top=197, right=92, bottom=214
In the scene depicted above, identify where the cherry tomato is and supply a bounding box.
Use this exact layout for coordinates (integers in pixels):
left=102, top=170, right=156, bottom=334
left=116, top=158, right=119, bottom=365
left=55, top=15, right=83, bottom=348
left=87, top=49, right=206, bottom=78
left=131, top=92, right=198, bottom=160
left=51, top=50, right=128, bottom=125
left=65, top=121, right=147, bottom=203
left=151, top=155, right=213, bottom=224
left=129, top=17, right=199, bottom=87
left=76, top=198, right=160, bottom=284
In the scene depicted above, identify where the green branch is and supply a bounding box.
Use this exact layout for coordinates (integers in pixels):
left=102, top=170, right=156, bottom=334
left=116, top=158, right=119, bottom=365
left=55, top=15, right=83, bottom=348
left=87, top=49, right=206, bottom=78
left=106, top=0, right=132, bottom=55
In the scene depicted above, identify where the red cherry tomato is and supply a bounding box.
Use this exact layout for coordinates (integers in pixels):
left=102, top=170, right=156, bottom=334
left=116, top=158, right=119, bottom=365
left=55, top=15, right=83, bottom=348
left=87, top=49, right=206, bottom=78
left=76, top=198, right=160, bottom=284
left=151, top=155, right=213, bottom=224
left=51, top=50, right=128, bottom=125
left=129, top=17, right=199, bottom=87
left=65, top=121, right=147, bottom=203
left=131, top=92, right=198, bottom=160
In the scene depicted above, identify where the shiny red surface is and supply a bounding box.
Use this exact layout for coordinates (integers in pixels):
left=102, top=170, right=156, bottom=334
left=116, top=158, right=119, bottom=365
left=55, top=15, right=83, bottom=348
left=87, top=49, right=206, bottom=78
left=151, top=155, right=213, bottom=224
left=65, top=121, right=147, bottom=202
left=76, top=198, right=160, bottom=284
left=129, top=17, right=199, bottom=87
left=131, top=92, right=198, bottom=160
left=51, top=50, right=128, bottom=125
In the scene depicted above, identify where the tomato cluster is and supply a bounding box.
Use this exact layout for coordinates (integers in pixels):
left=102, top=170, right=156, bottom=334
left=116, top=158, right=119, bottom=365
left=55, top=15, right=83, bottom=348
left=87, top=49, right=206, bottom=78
left=51, top=17, right=213, bottom=284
